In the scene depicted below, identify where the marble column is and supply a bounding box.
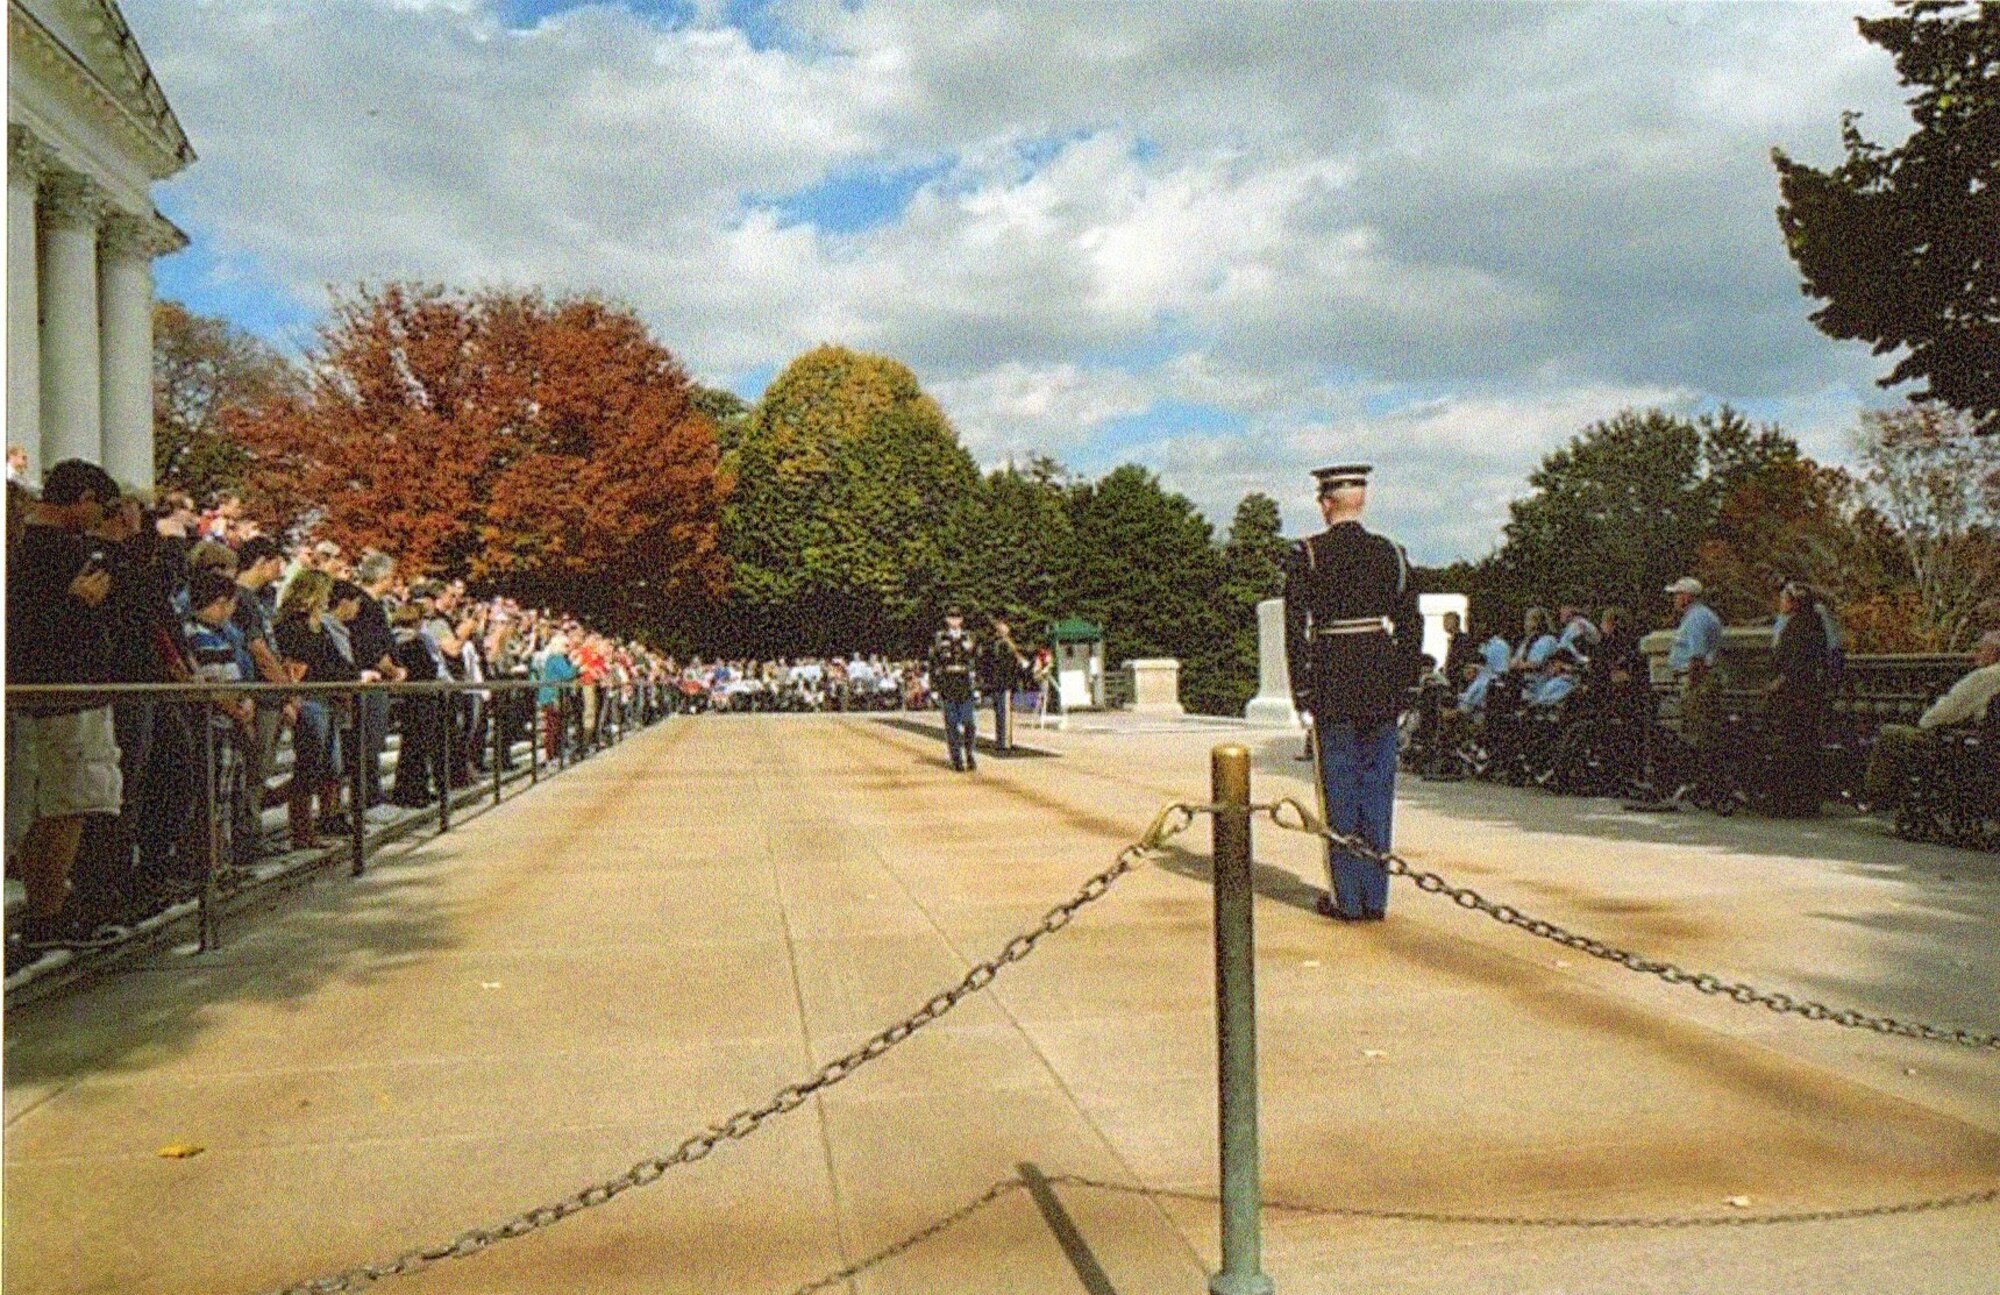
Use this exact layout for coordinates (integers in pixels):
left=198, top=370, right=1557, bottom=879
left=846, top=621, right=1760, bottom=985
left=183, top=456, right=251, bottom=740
left=8, top=127, right=46, bottom=483
left=37, top=170, right=103, bottom=472
left=99, top=213, right=157, bottom=492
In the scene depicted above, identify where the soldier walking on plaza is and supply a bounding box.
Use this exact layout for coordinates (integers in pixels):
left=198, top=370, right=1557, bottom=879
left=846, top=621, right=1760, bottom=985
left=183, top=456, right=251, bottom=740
left=1284, top=464, right=1423, bottom=921
left=928, top=606, right=979, bottom=772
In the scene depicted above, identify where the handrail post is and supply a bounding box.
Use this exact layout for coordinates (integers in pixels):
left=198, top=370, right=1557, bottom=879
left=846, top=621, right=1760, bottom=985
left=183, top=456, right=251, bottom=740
left=198, top=711, right=220, bottom=954
left=530, top=688, right=540, bottom=785
left=436, top=693, right=451, bottom=834
left=1209, top=744, right=1273, bottom=1295
left=492, top=692, right=504, bottom=805
left=350, top=689, right=368, bottom=876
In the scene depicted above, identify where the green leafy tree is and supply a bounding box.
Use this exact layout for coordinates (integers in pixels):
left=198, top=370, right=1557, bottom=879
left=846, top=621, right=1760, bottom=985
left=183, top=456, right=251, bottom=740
left=690, top=384, right=752, bottom=453
left=722, top=346, right=981, bottom=653
left=1855, top=402, right=2000, bottom=648
left=1207, top=492, right=1289, bottom=715
left=1480, top=407, right=1797, bottom=631
left=951, top=463, right=1079, bottom=632
left=1772, top=0, right=1999, bottom=434
left=152, top=300, right=299, bottom=501
left=1063, top=465, right=1232, bottom=712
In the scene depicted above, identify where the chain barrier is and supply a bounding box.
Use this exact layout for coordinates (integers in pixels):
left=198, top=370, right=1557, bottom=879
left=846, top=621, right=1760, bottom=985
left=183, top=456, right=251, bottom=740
left=776, top=1169, right=1999, bottom=1294
left=260, top=803, right=1204, bottom=1295
left=785, top=1176, right=1029, bottom=1295
left=1051, top=1173, right=2000, bottom=1231
left=1264, top=799, right=2000, bottom=1051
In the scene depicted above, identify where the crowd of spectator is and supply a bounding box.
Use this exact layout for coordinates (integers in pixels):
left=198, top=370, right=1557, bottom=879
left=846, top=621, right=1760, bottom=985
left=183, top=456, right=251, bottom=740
left=1412, top=575, right=1997, bottom=829
left=5, top=469, right=1070, bottom=968
left=5, top=466, right=677, bottom=965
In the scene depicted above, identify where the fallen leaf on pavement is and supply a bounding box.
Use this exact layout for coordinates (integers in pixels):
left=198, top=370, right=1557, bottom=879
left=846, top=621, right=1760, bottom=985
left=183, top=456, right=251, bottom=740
left=157, top=1143, right=205, bottom=1159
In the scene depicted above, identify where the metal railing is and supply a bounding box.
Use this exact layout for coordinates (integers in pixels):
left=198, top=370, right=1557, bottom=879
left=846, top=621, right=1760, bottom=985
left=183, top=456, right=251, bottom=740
left=5, top=677, right=674, bottom=964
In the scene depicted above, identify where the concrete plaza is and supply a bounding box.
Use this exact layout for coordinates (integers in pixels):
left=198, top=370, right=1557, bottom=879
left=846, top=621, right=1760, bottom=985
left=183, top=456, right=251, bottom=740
left=4, top=714, right=1997, bottom=1295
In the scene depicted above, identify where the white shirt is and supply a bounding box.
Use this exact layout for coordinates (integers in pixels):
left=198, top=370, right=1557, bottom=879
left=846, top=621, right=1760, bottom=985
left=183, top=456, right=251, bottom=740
left=1918, top=662, right=2000, bottom=731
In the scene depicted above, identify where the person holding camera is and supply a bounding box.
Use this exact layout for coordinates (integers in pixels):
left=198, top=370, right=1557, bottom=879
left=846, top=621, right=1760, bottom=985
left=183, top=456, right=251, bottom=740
left=979, top=613, right=1030, bottom=753
left=6, top=461, right=126, bottom=951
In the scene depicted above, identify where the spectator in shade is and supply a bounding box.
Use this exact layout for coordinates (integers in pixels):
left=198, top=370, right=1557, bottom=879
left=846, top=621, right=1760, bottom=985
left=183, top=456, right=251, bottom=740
left=348, top=556, right=406, bottom=820
left=94, top=492, right=200, bottom=915
left=5, top=461, right=124, bottom=950
left=231, top=536, right=293, bottom=866
left=182, top=569, right=255, bottom=880
left=272, top=570, right=356, bottom=849
left=389, top=601, right=451, bottom=807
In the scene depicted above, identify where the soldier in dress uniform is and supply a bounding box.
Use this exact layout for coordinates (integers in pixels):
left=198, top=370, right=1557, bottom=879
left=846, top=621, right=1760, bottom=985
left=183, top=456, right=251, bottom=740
left=927, top=606, right=980, bottom=772
left=1283, top=464, right=1423, bottom=921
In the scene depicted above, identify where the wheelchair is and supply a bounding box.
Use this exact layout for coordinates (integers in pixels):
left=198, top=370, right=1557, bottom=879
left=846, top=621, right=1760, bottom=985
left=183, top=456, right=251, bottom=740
left=1894, top=719, right=2000, bottom=850
left=1541, top=687, right=1652, bottom=799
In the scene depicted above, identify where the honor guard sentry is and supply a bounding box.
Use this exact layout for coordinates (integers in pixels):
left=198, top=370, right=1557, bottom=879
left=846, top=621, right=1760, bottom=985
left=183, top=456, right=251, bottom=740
left=1282, top=464, right=1423, bottom=921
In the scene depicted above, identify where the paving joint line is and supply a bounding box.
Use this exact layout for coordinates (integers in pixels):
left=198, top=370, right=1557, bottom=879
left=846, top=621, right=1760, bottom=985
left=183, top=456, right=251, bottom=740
left=825, top=717, right=1212, bottom=1280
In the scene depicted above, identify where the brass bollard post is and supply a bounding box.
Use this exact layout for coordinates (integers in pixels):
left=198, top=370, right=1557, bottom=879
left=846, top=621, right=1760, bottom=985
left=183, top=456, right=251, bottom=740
left=1209, top=745, right=1273, bottom=1295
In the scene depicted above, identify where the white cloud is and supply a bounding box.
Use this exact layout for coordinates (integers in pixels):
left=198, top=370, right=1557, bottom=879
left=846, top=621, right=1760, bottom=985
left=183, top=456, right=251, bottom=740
left=128, top=0, right=1916, bottom=558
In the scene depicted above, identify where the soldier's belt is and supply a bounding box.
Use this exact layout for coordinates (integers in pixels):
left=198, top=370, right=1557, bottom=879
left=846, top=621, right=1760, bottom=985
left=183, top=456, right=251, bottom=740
left=1311, top=617, right=1393, bottom=639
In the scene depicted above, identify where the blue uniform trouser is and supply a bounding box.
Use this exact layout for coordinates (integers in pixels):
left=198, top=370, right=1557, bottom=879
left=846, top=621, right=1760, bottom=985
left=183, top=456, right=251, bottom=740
left=1316, top=719, right=1399, bottom=916
left=942, top=699, right=978, bottom=768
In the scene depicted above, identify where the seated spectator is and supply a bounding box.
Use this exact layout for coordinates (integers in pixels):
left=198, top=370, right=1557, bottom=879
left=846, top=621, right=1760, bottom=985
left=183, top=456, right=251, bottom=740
left=1863, top=630, right=2000, bottom=809
left=1456, top=634, right=1513, bottom=712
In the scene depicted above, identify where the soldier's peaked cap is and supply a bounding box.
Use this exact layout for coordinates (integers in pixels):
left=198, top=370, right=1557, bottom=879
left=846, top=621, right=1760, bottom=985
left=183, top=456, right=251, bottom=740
left=1313, top=463, right=1372, bottom=493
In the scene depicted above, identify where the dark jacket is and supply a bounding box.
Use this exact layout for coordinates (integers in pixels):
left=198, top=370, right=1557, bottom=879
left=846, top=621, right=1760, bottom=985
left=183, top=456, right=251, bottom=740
left=927, top=628, right=977, bottom=705
left=1281, top=521, right=1423, bottom=725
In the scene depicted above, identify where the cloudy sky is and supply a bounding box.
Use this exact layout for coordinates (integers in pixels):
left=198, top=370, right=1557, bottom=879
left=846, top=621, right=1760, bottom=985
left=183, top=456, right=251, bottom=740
left=128, top=0, right=1911, bottom=561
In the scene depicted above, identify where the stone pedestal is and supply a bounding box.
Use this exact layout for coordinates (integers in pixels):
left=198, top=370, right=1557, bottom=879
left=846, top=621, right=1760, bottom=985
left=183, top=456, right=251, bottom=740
left=1128, top=658, right=1185, bottom=715
left=1244, top=598, right=1301, bottom=728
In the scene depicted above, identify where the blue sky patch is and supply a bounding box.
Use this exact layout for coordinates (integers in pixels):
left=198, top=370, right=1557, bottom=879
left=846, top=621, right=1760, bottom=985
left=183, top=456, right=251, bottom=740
left=727, top=362, right=778, bottom=402
left=763, top=155, right=953, bottom=234
left=154, top=230, right=320, bottom=350
left=496, top=0, right=695, bottom=31
left=1075, top=400, right=1247, bottom=472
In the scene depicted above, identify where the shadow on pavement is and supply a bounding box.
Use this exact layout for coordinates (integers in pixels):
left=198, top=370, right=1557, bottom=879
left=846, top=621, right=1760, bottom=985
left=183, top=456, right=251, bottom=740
left=1233, top=732, right=2000, bottom=1085
left=2, top=841, right=461, bottom=1095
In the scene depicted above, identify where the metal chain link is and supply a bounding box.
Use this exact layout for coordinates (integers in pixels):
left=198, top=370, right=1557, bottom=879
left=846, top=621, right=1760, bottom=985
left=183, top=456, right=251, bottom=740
left=1263, top=798, right=2000, bottom=1051
left=261, top=804, right=1203, bottom=1295
left=785, top=1176, right=1028, bottom=1295
left=1053, top=1173, right=2000, bottom=1230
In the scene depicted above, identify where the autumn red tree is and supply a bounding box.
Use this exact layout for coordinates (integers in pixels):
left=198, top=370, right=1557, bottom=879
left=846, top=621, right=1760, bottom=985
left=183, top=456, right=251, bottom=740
left=235, top=284, right=729, bottom=629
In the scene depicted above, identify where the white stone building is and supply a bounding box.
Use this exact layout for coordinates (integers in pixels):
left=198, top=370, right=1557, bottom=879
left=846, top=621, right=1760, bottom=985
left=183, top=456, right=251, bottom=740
left=8, top=0, right=192, bottom=493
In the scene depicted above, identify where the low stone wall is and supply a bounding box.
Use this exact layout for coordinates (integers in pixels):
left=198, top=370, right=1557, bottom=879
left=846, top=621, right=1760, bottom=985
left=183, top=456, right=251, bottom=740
left=1639, top=626, right=1969, bottom=727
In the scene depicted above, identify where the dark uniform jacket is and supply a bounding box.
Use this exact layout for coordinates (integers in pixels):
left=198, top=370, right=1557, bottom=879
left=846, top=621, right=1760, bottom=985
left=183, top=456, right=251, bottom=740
left=1282, top=520, right=1423, bottom=726
left=927, top=628, right=977, bottom=704
left=977, top=633, right=1028, bottom=696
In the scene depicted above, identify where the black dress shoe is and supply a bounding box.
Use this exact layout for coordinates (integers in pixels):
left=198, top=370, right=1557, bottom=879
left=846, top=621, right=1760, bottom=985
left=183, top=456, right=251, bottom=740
left=1362, top=910, right=1387, bottom=922
left=1314, top=894, right=1363, bottom=922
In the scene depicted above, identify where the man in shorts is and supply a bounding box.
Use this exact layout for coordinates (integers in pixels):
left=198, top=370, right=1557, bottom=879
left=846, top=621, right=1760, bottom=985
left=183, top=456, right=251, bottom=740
left=6, top=461, right=125, bottom=949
